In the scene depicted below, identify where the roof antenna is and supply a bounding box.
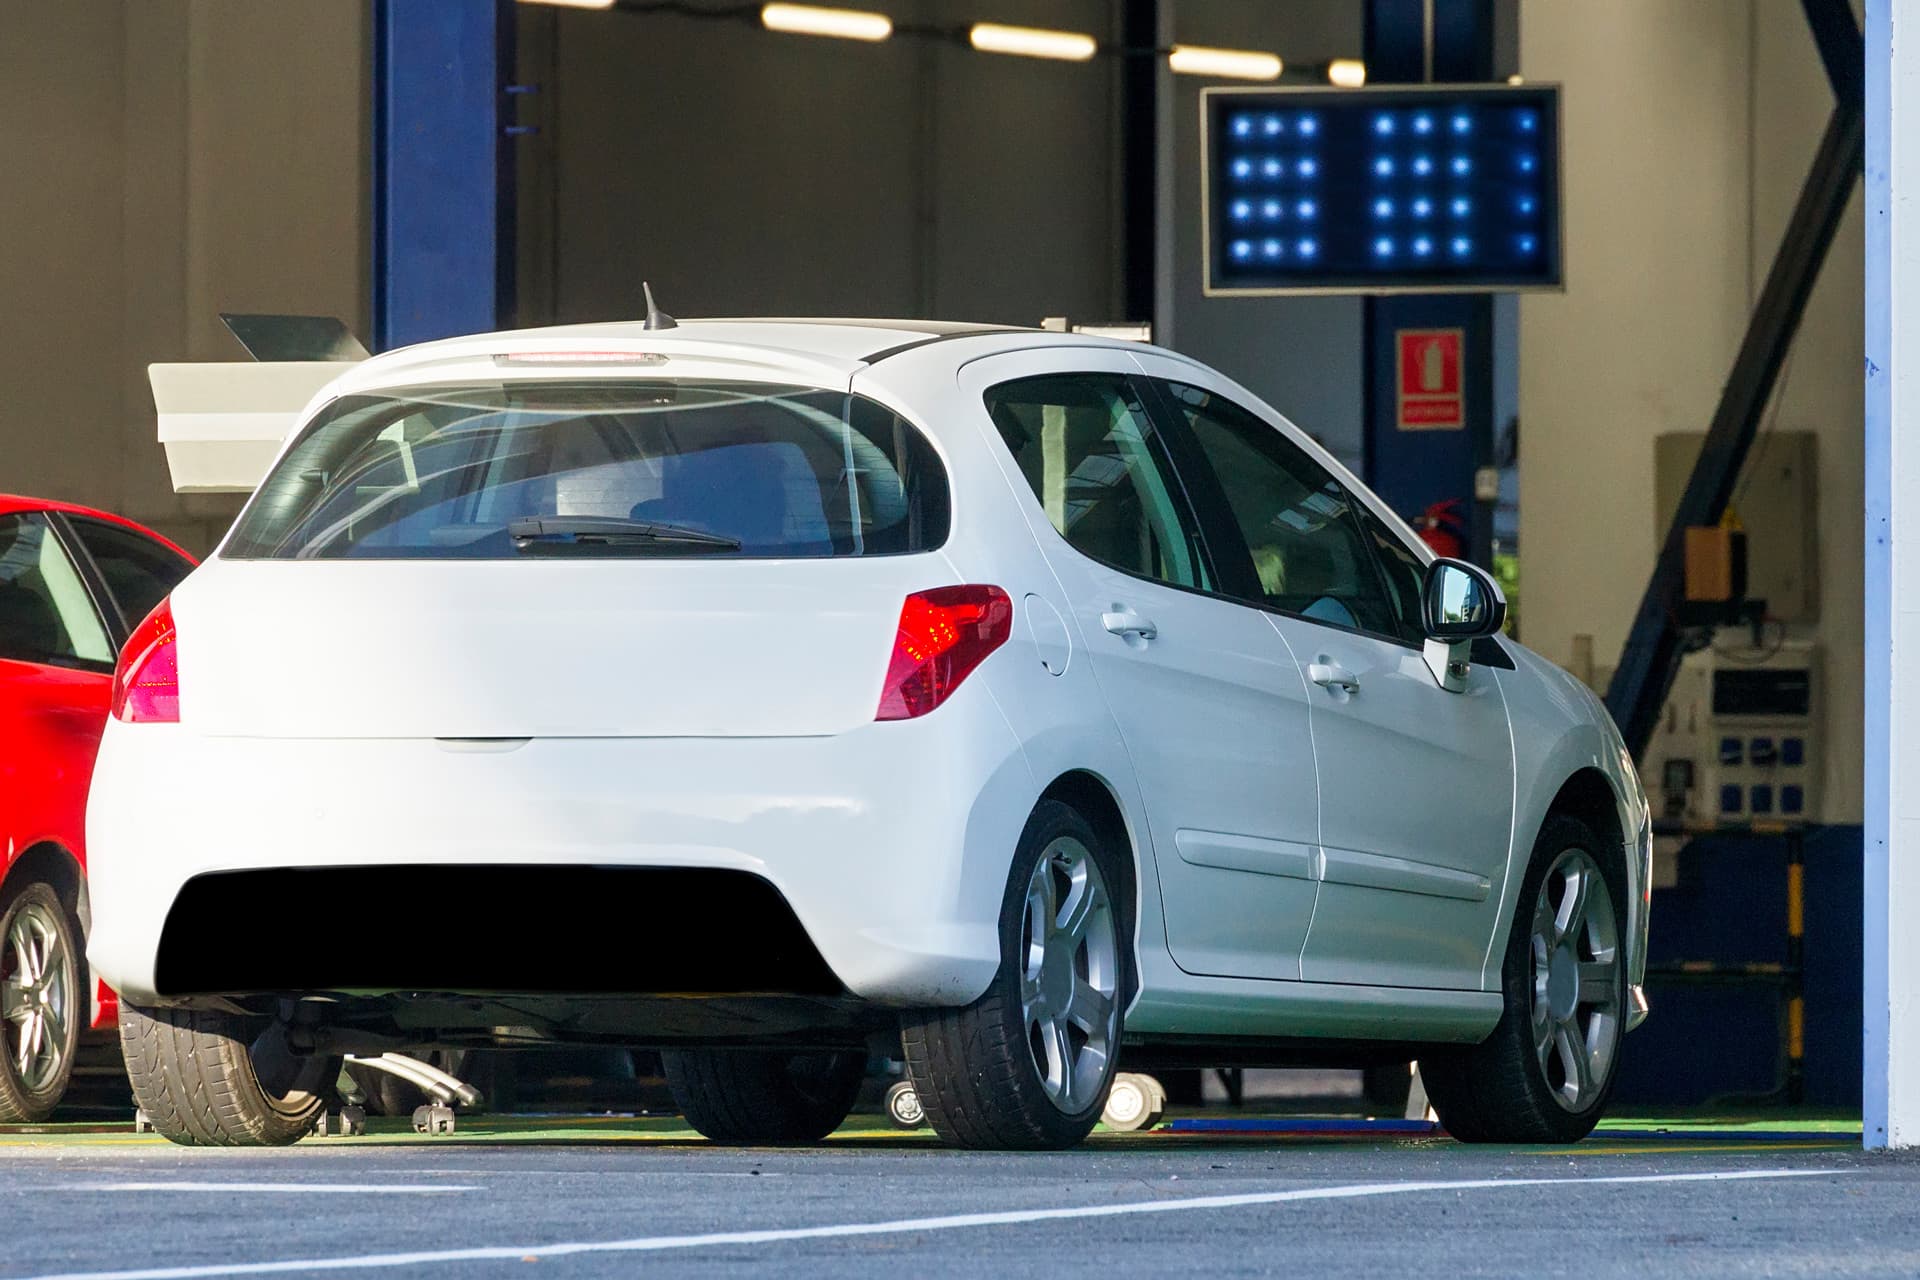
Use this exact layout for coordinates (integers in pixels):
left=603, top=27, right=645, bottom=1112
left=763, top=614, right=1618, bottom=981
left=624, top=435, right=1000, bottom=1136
left=642, top=282, right=678, bottom=331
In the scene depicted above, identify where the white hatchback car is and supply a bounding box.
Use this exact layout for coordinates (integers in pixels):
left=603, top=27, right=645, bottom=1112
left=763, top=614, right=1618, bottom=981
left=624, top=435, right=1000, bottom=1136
left=88, top=319, right=1649, bottom=1149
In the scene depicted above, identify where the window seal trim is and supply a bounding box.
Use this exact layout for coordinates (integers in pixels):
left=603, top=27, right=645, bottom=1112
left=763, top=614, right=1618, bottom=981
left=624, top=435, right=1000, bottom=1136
left=56, top=512, right=191, bottom=643
left=43, top=511, right=132, bottom=654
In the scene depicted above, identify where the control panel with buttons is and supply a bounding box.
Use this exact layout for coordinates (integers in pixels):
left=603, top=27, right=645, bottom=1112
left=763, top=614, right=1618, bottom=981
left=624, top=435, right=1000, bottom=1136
left=1633, top=640, right=1822, bottom=825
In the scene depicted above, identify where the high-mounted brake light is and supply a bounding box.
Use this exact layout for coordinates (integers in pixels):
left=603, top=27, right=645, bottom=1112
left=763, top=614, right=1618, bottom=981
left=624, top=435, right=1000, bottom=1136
left=112, top=599, right=179, bottom=723
left=877, top=586, right=1013, bottom=721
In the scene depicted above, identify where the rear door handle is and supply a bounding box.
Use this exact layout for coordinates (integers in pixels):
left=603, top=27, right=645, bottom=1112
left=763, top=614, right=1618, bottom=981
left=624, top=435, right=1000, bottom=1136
left=1102, top=608, right=1158, bottom=641
left=1308, top=661, right=1360, bottom=693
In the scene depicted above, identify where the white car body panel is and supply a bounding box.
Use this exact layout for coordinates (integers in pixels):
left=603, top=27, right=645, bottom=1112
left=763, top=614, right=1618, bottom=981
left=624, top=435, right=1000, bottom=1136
left=93, top=319, right=1648, bottom=1054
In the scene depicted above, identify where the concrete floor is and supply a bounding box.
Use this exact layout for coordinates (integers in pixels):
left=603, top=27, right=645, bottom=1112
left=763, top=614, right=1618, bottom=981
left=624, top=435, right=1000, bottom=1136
left=0, top=1117, right=1905, bottom=1279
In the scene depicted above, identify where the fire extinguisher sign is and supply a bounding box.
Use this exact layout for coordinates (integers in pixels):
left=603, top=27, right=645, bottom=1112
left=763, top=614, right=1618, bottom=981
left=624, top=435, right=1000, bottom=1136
left=1395, top=328, right=1464, bottom=430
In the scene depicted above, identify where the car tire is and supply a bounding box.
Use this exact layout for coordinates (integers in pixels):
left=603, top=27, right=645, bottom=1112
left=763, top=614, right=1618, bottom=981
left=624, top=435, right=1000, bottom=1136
left=900, top=799, right=1131, bottom=1151
left=346, top=1049, right=474, bottom=1117
left=118, top=1003, right=340, bottom=1146
left=0, top=881, right=85, bottom=1123
left=661, top=1049, right=865, bottom=1144
left=1420, top=814, right=1629, bottom=1144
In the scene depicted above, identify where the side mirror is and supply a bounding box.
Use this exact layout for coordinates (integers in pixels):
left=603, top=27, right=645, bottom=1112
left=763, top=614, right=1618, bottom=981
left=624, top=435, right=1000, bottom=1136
left=1419, top=558, right=1506, bottom=691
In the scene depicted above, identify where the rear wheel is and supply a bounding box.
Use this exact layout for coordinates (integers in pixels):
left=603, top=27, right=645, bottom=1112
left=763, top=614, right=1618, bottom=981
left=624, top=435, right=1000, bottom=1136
left=661, top=1049, right=865, bottom=1145
left=119, top=1004, right=340, bottom=1146
left=1421, top=815, right=1627, bottom=1143
left=901, top=800, right=1130, bottom=1150
left=0, top=882, right=84, bottom=1122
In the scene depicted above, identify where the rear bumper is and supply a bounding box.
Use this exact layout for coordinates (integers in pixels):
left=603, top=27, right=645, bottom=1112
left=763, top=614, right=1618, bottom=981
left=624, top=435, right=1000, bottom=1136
left=86, top=694, right=1034, bottom=1011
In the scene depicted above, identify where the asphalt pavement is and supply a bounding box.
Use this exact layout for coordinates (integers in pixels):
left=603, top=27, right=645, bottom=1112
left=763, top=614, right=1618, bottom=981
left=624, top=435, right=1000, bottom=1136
left=0, top=1118, right=1906, bottom=1279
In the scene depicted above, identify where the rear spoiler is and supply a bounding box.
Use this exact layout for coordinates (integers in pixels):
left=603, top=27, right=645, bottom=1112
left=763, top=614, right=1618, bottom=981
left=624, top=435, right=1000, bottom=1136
left=148, top=314, right=367, bottom=494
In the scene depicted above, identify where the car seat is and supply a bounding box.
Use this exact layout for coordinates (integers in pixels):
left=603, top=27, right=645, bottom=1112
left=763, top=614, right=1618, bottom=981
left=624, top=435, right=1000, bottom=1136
left=630, top=442, right=831, bottom=555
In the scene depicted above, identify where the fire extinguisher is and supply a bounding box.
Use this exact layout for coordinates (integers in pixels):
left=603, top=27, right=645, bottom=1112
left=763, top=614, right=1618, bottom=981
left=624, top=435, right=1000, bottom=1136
left=1411, top=498, right=1466, bottom=559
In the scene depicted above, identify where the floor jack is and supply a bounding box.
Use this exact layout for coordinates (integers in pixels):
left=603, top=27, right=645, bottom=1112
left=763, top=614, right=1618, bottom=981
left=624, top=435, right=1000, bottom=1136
left=339, top=1053, right=482, bottom=1135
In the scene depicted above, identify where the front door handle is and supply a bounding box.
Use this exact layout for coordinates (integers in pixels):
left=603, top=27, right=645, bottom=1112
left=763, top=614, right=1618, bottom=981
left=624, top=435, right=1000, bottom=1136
left=1102, top=608, right=1158, bottom=641
left=1308, top=661, right=1360, bottom=694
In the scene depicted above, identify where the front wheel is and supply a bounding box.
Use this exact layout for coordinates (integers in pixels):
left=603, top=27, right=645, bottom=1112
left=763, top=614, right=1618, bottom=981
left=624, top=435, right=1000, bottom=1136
left=901, top=800, right=1131, bottom=1150
left=0, top=882, right=84, bottom=1122
left=119, top=1004, right=340, bottom=1146
left=1421, top=814, right=1628, bottom=1143
left=661, top=1049, right=865, bottom=1145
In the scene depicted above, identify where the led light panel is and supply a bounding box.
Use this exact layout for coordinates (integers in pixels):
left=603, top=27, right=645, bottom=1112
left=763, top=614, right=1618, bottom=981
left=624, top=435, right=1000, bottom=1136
left=1204, top=85, right=1562, bottom=294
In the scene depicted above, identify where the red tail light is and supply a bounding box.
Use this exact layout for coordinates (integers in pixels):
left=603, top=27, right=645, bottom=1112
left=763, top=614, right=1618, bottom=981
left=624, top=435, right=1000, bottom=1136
left=112, top=599, right=179, bottom=723
left=877, top=586, right=1013, bottom=720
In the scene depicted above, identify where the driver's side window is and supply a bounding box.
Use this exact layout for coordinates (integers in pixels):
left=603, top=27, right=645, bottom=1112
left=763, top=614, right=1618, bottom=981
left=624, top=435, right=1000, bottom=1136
left=1159, top=381, right=1400, bottom=639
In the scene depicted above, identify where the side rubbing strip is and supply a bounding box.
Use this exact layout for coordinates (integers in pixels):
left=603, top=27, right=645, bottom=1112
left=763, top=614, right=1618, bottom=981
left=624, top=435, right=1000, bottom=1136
left=1174, top=829, right=1318, bottom=882
left=1318, top=847, right=1492, bottom=902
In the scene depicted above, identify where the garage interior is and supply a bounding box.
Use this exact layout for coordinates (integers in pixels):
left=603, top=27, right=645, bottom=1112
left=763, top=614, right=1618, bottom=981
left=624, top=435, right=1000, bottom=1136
left=4, top=0, right=1910, bottom=1160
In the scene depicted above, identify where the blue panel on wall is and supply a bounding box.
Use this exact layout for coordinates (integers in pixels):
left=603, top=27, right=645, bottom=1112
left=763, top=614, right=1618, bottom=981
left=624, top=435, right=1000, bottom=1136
left=1611, top=826, right=1863, bottom=1109
left=373, top=0, right=514, bottom=351
left=1203, top=86, right=1561, bottom=295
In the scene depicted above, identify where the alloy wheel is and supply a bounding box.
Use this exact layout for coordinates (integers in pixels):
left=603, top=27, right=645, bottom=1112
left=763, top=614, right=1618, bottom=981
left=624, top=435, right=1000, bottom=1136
left=1529, top=846, right=1622, bottom=1112
left=3, top=900, right=73, bottom=1094
left=1019, top=835, right=1120, bottom=1114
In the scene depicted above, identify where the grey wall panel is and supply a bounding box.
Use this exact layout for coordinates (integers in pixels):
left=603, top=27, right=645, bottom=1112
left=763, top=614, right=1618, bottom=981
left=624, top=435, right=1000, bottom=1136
left=538, top=1, right=1121, bottom=328
left=1162, top=0, right=1366, bottom=469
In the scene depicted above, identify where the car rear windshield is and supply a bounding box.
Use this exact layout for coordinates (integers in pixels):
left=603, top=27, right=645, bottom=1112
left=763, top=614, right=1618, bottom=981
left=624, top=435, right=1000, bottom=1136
left=222, top=381, right=951, bottom=560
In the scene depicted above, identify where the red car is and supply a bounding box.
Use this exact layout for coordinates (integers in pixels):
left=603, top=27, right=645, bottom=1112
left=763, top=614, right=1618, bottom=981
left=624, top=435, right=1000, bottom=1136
left=0, top=495, right=194, bottom=1119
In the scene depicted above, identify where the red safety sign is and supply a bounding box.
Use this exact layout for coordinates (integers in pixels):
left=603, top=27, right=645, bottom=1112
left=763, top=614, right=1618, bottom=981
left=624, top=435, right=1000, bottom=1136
left=1395, top=328, right=1464, bottom=431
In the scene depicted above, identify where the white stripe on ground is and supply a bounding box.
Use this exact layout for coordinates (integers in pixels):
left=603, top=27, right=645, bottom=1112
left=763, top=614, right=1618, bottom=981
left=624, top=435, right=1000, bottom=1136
left=45, top=1183, right=477, bottom=1195
left=27, top=1169, right=1834, bottom=1280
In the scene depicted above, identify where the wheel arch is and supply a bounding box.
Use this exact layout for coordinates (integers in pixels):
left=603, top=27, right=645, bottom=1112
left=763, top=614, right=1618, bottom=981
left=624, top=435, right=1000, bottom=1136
left=1035, top=768, right=1143, bottom=1003
left=1534, top=764, right=1649, bottom=997
left=2, top=841, right=89, bottom=935
left=1542, top=767, right=1626, bottom=850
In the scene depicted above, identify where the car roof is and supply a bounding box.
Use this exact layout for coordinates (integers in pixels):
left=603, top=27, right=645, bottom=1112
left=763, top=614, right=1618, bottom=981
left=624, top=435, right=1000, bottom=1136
left=0, top=495, right=196, bottom=562
left=334, top=318, right=1165, bottom=396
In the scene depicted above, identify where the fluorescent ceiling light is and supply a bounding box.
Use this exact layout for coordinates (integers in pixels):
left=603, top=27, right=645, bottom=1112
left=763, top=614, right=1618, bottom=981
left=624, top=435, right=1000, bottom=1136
left=1167, top=45, right=1282, bottom=81
left=517, top=0, right=616, bottom=8
left=969, top=23, right=1098, bottom=62
left=1327, top=58, right=1366, bottom=88
left=761, top=3, right=892, bottom=41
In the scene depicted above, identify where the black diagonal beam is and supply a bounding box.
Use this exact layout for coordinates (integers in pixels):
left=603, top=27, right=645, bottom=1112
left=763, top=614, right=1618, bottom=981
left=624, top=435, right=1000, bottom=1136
left=1605, top=91, right=1862, bottom=758
left=1803, top=0, right=1863, bottom=105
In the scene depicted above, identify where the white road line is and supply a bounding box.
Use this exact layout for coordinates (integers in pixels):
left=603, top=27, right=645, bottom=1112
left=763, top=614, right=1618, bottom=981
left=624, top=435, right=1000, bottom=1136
left=26, top=1168, right=1835, bottom=1280
left=42, top=1183, right=477, bottom=1195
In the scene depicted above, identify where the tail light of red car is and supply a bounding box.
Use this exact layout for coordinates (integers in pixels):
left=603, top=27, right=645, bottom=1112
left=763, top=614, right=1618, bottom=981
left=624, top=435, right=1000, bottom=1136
left=111, top=599, right=179, bottom=723
left=876, top=586, right=1013, bottom=721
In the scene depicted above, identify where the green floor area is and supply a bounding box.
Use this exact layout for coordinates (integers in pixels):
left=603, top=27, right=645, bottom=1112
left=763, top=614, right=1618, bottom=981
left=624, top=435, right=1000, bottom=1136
left=0, top=1109, right=1863, bottom=1152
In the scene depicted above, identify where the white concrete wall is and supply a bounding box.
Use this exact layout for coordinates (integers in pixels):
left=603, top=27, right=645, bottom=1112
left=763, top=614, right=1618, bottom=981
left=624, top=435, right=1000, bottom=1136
left=1518, top=0, right=1864, bottom=821
left=0, top=1, right=367, bottom=555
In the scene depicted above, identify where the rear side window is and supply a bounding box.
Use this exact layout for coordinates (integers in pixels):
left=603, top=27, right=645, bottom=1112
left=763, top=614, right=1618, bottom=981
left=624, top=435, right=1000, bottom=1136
left=0, top=514, right=113, bottom=668
left=66, top=517, right=193, bottom=628
left=223, top=381, right=950, bottom=560
left=983, top=373, right=1213, bottom=591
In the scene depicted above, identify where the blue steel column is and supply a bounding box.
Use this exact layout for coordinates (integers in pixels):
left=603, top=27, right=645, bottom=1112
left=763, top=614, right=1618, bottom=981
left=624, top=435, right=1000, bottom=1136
left=373, top=0, right=517, bottom=352
left=1362, top=0, right=1499, bottom=564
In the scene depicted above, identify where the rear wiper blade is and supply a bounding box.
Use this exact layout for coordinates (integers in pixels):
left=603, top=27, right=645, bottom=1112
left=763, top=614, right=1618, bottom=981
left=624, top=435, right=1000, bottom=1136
left=507, top=516, right=742, bottom=551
